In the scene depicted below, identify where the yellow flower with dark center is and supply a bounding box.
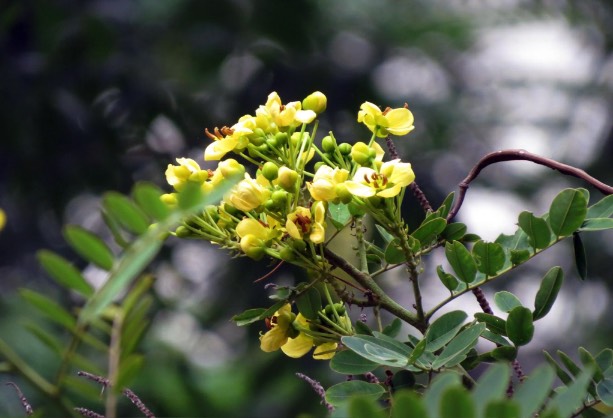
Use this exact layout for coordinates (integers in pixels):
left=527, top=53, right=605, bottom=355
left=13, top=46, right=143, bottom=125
left=345, top=159, right=415, bottom=198
left=204, top=118, right=254, bottom=161
left=357, top=101, right=414, bottom=138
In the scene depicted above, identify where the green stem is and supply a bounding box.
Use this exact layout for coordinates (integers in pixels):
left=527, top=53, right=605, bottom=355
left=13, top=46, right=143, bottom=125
left=355, top=216, right=369, bottom=274
left=324, top=248, right=422, bottom=331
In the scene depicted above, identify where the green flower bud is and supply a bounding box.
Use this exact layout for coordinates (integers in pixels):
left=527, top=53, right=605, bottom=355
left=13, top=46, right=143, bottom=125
left=279, top=246, right=295, bottom=261
left=351, top=142, right=371, bottom=165
left=266, top=137, right=278, bottom=148
left=291, top=238, right=307, bottom=252
left=291, top=132, right=310, bottom=147
left=274, top=132, right=289, bottom=146
left=277, top=167, right=299, bottom=192
left=175, top=226, right=191, bottom=237
left=348, top=202, right=366, bottom=216
left=224, top=203, right=242, bottom=216
left=314, top=161, right=326, bottom=172
left=205, top=205, right=219, bottom=222
left=264, top=199, right=278, bottom=211
left=368, top=196, right=383, bottom=207
left=321, top=135, right=336, bottom=153
left=302, top=91, right=327, bottom=114
left=262, top=162, right=279, bottom=181
left=338, top=143, right=352, bottom=155
left=249, top=128, right=267, bottom=146
left=271, top=189, right=288, bottom=206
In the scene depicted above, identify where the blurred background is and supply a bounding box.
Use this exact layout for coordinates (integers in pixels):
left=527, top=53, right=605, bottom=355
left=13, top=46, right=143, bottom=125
left=1, top=0, right=612, bottom=416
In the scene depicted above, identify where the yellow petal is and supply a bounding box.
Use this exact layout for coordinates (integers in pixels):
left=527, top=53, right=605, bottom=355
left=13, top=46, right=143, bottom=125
left=260, top=326, right=288, bottom=352
left=345, top=181, right=375, bottom=198
left=385, top=108, right=415, bottom=136
left=313, top=342, right=338, bottom=360
left=376, top=184, right=402, bottom=198
left=281, top=333, right=313, bottom=358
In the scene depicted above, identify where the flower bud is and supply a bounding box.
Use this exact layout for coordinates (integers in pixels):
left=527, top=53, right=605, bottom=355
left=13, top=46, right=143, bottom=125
left=277, top=167, right=299, bottom=192
left=314, top=161, right=326, bottom=172
left=321, top=135, right=336, bottom=153
left=271, top=189, right=288, bottom=206
left=218, top=158, right=245, bottom=178
left=240, top=235, right=266, bottom=260
left=291, top=238, right=307, bottom=252
left=274, top=132, right=288, bottom=147
left=338, top=143, right=352, bottom=155
left=175, top=226, right=191, bottom=237
left=279, top=246, right=295, bottom=261
left=351, top=142, right=371, bottom=165
left=262, top=162, right=279, bottom=181
left=302, top=91, right=327, bottom=114
left=335, top=184, right=353, bottom=204
left=160, top=193, right=178, bottom=206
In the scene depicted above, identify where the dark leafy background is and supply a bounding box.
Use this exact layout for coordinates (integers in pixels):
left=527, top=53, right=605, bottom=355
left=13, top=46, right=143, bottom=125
left=0, top=0, right=612, bottom=416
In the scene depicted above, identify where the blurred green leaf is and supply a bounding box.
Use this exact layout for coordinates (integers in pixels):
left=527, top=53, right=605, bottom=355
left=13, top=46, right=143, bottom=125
left=63, top=225, right=115, bottom=271
left=382, top=318, right=402, bottom=338
left=494, top=291, right=523, bottom=313
left=596, top=368, right=613, bottom=407
left=341, top=335, right=410, bottom=368
left=579, top=347, right=603, bottom=381
left=438, top=192, right=455, bottom=219
left=514, top=363, right=556, bottom=418
left=385, top=239, right=406, bottom=264
left=132, top=182, right=171, bottom=221
left=557, top=350, right=582, bottom=377
left=329, top=202, right=352, bottom=230
left=510, top=249, right=530, bottom=266
left=586, top=194, right=613, bottom=219
left=295, top=287, right=321, bottom=320
left=445, top=241, right=477, bottom=283
left=579, top=218, right=613, bottom=231
left=487, top=346, right=517, bottom=362
left=484, top=400, right=521, bottom=418
left=506, top=306, right=534, bottom=346
left=533, top=266, right=564, bottom=320
left=231, top=308, right=267, bottom=326
left=548, top=188, right=588, bottom=237
left=472, top=362, right=510, bottom=418
left=19, top=289, right=76, bottom=330
left=436, top=266, right=459, bottom=292
left=518, top=211, right=552, bottom=250
left=411, top=218, right=447, bottom=245
left=543, top=350, right=573, bottom=385
left=325, top=381, right=385, bottom=406
left=391, top=390, right=428, bottom=418
left=36, top=250, right=94, bottom=298
left=432, top=323, right=485, bottom=370
left=543, top=367, right=593, bottom=418
left=103, top=191, right=150, bottom=235
left=423, top=373, right=462, bottom=418
left=330, top=349, right=378, bottom=374
left=442, top=222, right=467, bottom=241
left=425, top=310, right=468, bottom=352
left=573, top=233, right=587, bottom=280
left=116, top=354, right=144, bottom=390
left=440, top=386, right=476, bottom=418
left=595, top=349, right=613, bottom=372
left=376, top=224, right=395, bottom=246
left=472, top=240, right=505, bottom=276
left=474, top=313, right=507, bottom=336
left=24, top=322, right=63, bottom=355
left=347, top=393, right=386, bottom=418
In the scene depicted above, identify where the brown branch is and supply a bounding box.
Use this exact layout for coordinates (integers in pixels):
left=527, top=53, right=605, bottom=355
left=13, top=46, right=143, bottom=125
left=447, top=149, right=613, bottom=222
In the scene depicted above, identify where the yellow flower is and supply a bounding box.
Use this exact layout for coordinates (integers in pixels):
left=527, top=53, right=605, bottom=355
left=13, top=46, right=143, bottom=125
left=165, top=158, right=210, bottom=191
left=204, top=118, right=254, bottom=161
left=307, top=165, right=350, bottom=202
left=260, top=304, right=299, bottom=352
left=257, top=92, right=317, bottom=130
left=226, top=173, right=271, bottom=212
left=357, top=101, right=415, bottom=138
left=0, top=208, right=6, bottom=231
left=310, top=202, right=327, bottom=244
left=236, top=217, right=280, bottom=259
left=345, top=159, right=415, bottom=198
left=286, top=207, right=312, bottom=241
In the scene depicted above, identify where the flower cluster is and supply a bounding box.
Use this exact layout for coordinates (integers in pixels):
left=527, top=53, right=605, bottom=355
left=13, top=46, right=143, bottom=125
left=260, top=303, right=353, bottom=360
left=163, top=91, right=416, bottom=357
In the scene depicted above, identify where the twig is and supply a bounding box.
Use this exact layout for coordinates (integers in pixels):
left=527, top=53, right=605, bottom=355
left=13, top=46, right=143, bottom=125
left=295, top=373, right=334, bottom=412
left=5, top=382, right=33, bottom=416
left=75, top=407, right=105, bottom=418
left=447, top=149, right=613, bottom=222
left=77, top=371, right=156, bottom=418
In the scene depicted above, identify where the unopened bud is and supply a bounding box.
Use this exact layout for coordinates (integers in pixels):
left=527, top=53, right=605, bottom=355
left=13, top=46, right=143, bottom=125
left=218, top=158, right=245, bottom=178
left=302, top=91, right=327, bottom=114
left=351, top=142, right=371, bottom=165
left=262, top=162, right=279, bottom=181
left=277, top=167, right=299, bottom=192
left=321, top=135, right=336, bottom=153
left=338, top=143, right=352, bottom=155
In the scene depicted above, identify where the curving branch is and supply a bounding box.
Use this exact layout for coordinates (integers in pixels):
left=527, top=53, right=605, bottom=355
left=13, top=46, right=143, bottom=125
left=447, top=149, right=613, bottom=222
